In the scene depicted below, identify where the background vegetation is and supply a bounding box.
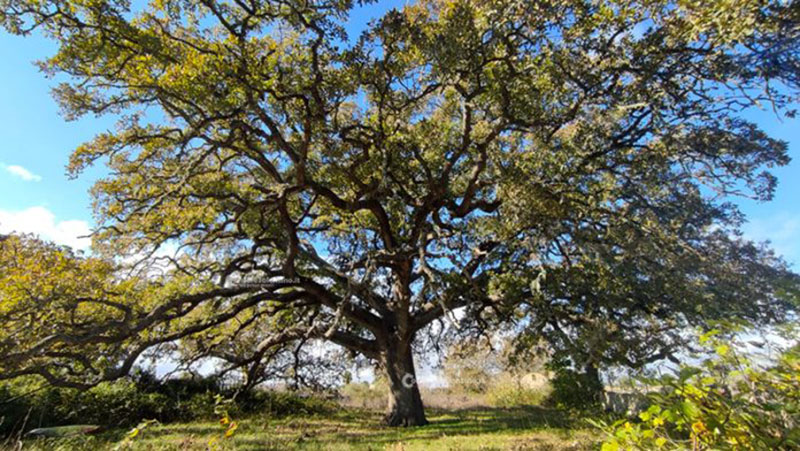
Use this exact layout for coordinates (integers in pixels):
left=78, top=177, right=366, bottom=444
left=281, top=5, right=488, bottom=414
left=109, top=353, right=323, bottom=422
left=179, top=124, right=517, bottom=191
left=0, top=372, right=333, bottom=439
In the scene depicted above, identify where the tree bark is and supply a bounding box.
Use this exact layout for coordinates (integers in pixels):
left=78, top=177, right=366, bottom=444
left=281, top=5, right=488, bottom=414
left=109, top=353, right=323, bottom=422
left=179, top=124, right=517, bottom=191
left=584, top=362, right=603, bottom=404
left=382, top=337, right=428, bottom=427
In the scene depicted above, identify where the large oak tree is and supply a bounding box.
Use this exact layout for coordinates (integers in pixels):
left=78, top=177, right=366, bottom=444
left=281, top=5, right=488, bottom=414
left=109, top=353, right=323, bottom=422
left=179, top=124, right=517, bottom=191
left=1, top=0, right=799, bottom=425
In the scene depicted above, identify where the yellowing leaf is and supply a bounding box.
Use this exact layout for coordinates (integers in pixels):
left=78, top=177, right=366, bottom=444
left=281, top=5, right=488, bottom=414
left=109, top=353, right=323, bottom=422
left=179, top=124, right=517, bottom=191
left=225, top=421, right=238, bottom=438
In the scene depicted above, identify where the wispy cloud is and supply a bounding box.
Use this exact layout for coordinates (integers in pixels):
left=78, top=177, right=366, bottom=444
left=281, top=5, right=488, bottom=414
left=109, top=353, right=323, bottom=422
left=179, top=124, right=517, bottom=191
left=0, top=206, right=90, bottom=250
left=1, top=162, right=42, bottom=182
left=742, top=212, right=800, bottom=268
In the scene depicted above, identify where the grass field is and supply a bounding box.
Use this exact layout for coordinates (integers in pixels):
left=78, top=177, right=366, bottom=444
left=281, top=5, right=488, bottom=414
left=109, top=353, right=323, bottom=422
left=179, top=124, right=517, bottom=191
left=11, top=407, right=601, bottom=450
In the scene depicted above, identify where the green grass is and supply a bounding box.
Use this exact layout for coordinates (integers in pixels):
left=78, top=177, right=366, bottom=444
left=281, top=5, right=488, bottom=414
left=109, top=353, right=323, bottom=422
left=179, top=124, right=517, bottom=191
left=11, top=407, right=601, bottom=450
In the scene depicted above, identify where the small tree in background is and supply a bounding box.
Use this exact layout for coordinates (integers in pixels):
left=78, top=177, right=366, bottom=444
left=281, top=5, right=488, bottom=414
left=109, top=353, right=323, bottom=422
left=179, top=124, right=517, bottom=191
left=443, top=337, right=548, bottom=394
left=1, top=0, right=799, bottom=426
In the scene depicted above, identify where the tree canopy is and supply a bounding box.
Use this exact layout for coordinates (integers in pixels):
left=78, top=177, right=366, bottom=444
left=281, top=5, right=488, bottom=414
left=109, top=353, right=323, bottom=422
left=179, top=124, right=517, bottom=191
left=1, top=0, right=799, bottom=426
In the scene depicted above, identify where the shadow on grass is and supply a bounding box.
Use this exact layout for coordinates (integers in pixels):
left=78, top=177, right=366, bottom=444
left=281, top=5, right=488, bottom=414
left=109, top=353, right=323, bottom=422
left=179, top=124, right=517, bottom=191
left=430, top=405, right=575, bottom=430
left=309, top=405, right=582, bottom=447
left=43, top=406, right=590, bottom=450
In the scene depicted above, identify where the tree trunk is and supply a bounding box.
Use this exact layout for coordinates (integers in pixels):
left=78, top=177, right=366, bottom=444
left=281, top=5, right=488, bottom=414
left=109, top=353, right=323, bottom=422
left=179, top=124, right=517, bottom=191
left=584, top=362, right=603, bottom=404
left=382, top=337, right=428, bottom=427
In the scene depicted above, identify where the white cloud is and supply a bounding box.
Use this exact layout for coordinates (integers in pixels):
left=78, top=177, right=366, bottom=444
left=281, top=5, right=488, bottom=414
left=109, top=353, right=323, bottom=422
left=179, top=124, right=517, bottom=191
left=1, top=163, right=42, bottom=182
left=0, top=206, right=91, bottom=250
left=742, top=212, right=800, bottom=268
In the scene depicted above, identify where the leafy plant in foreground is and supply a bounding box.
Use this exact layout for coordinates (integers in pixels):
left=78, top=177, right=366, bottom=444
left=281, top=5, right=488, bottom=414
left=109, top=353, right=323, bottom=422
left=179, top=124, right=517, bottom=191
left=593, top=326, right=800, bottom=450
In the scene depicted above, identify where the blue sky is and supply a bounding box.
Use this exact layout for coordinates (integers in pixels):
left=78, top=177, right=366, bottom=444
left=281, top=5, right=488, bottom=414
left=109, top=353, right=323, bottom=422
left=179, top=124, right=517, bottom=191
left=0, top=6, right=798, bottom=267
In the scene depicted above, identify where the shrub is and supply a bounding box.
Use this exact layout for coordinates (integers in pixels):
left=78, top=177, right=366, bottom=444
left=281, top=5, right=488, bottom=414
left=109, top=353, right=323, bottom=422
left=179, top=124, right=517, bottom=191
left=180, top=391, right=219, bottom=420
left=254, top=390, right=334, bottom=416
left=546, top=364, right=604, bottom=410
left=486, top=374, right=550, bottom=408
left=593, top=328, right=800, bottom=450
left=0, top=378, right=181, bottom=436
left=0, top=372, right=332, bottom=438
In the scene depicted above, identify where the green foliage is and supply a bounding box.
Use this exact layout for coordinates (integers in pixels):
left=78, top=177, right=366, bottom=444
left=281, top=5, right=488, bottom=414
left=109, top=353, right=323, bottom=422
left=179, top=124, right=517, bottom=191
left=0, top=373, right=333, bottom=438
left=485, top=375, right=550, bottom=408
left=545, top=361, right=604, bottom=411
left=593, top=328, right=800, bottom=450
left=0, top=377, right=172, bottom=437
left=235, top=390, right=335, bottom=418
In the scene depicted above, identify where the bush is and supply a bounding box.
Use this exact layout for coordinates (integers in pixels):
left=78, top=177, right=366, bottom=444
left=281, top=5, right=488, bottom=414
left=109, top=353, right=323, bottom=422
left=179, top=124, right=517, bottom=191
left=546, top=364, right=604, bottom=410
left=0, top=378, right=184, bottom=436
left=486, top=374, right=550, bottom=408
left=180, top=391, right=219, bottom=420
left=0, top=372, right=333, bottom=438
left=593, top=328, right=800, bottom=450
left=229, top=389, right=332, bottom=417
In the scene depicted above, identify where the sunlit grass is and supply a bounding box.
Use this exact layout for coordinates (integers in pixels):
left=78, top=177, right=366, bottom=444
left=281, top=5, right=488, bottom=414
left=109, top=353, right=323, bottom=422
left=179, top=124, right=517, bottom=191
left=15, top=407, right=600, bottom=450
